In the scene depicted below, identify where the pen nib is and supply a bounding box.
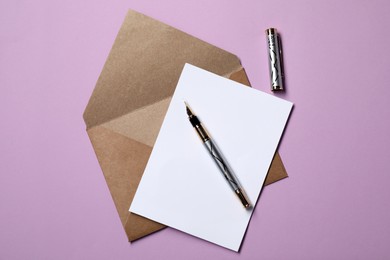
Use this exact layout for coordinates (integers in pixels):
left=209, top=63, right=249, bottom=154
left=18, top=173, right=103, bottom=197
left=184, top=101, right=193, bottom=116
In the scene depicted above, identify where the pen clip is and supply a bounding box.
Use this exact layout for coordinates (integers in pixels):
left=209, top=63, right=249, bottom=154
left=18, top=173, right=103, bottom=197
left=277, top=34, right=285, bottom=79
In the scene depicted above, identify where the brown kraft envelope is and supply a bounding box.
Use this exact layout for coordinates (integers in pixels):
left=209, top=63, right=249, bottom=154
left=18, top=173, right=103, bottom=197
left=83, top=9, right=288, bottom=242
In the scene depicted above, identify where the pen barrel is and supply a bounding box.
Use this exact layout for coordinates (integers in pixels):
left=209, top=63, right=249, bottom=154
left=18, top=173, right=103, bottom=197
left=266, top=28, right=284, bottom=91
left=203, top=139, right=240, bottom=191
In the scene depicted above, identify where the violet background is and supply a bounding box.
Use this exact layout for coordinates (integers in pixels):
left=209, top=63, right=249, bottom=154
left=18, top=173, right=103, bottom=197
left=1, top=0, right=389, bottom=259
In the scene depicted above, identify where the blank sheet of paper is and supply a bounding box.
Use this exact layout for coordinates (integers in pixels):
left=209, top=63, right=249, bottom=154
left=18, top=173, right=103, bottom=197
left=130, top=64, right=293, bottom=251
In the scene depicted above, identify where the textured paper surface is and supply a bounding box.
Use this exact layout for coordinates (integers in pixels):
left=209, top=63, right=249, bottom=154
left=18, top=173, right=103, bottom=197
left=83, top=9, right=289, bottom=242
left=130, top=64, right=293, bottom=251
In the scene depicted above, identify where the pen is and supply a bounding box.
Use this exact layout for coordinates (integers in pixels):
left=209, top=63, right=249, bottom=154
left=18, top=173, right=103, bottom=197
left=184, top=102, right=251, bottom=209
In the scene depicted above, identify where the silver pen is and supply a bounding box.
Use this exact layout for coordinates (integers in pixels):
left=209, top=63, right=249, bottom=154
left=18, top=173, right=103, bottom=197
left=185, top=102, right=251, bottom=209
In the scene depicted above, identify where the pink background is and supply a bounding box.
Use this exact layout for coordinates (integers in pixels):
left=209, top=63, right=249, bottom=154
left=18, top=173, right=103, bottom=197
left=1, top=0, right=389, bottom=259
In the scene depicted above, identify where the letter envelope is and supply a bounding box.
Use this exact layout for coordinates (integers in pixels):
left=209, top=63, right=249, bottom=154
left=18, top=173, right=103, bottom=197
left=83, top=9, right=288, bottom=242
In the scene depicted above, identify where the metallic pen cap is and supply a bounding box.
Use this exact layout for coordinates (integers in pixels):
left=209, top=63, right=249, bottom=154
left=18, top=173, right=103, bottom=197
left=265, top=27, right=284, bottom=91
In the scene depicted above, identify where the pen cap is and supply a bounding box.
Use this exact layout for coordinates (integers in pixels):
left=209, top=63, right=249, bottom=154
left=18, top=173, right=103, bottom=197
left=265, top=28, right=284, bottom=91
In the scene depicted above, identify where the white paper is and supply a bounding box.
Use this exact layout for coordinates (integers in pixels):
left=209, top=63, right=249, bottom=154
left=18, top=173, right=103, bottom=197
left=130, top=64, right=293, bottom=251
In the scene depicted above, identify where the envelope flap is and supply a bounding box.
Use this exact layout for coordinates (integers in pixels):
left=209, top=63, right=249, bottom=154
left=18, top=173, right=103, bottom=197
left=83, top=10, right=242, bottom=129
